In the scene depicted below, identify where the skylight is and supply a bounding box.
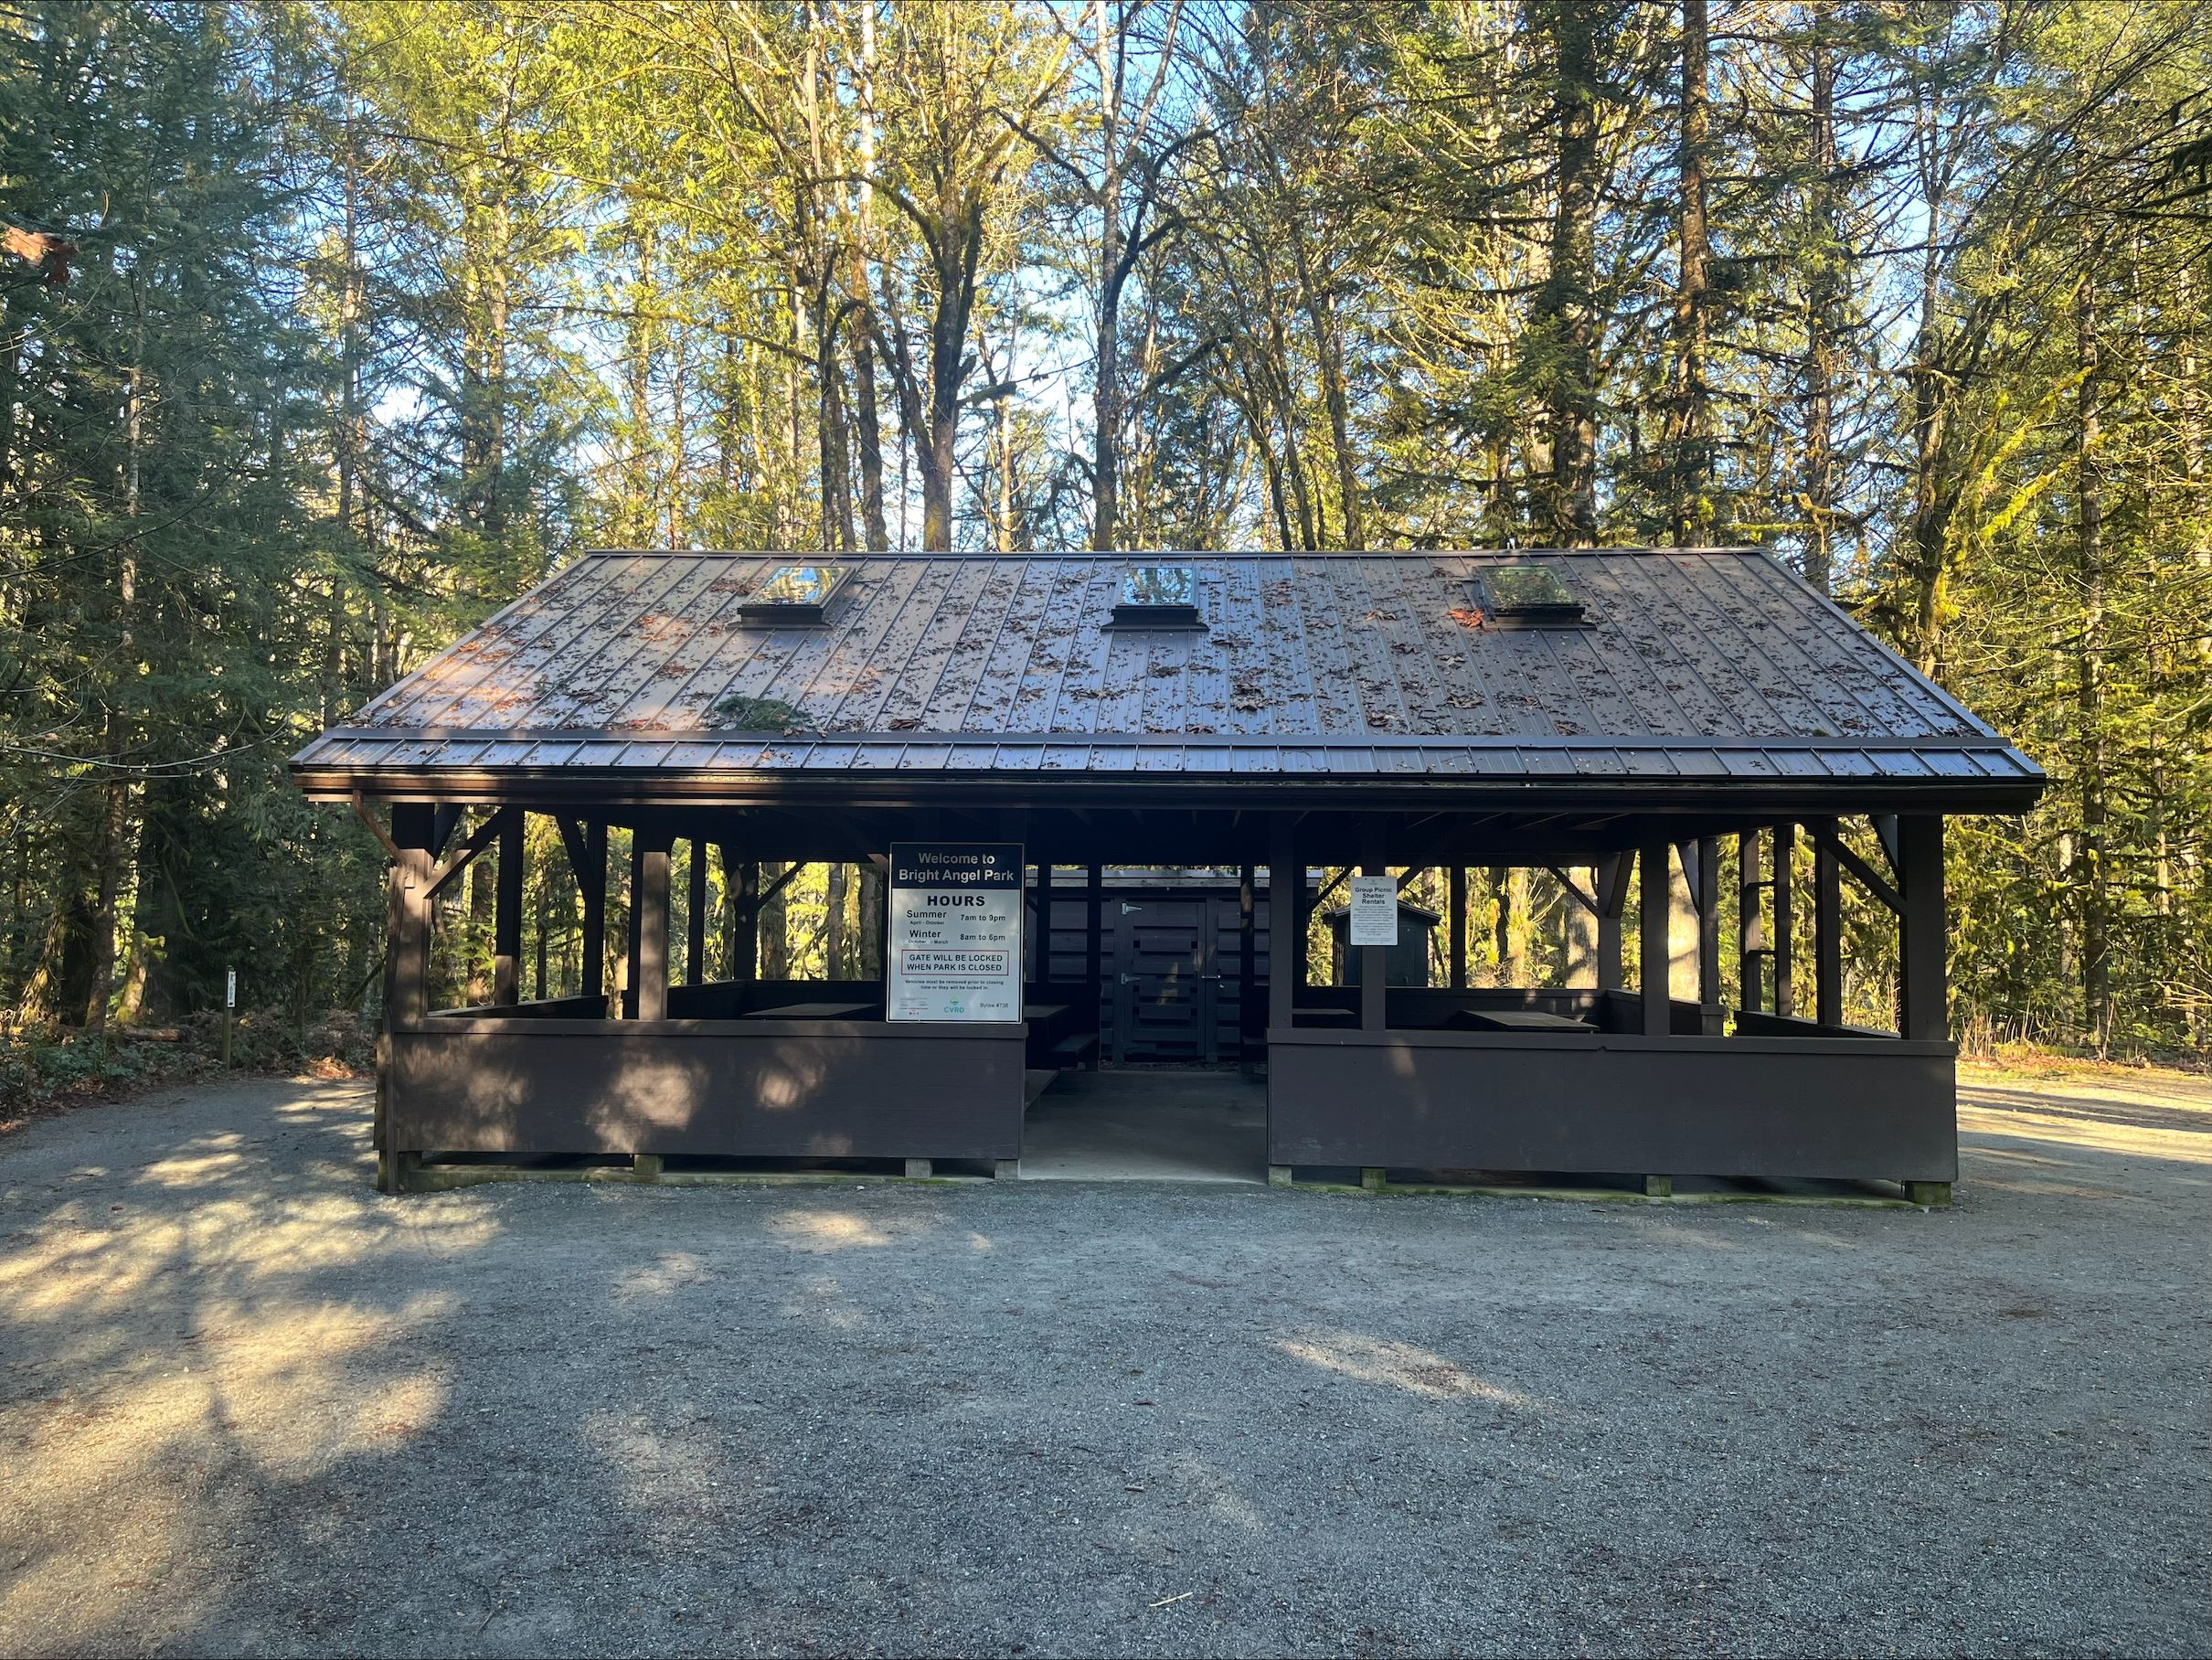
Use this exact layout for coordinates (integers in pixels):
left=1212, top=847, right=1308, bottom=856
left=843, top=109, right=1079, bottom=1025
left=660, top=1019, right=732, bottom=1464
left=739, top=563, right=850, bottom=623
left=1476, top=564, right=1586, bottom=627
left=1111, top=565, right=1204, bottom=628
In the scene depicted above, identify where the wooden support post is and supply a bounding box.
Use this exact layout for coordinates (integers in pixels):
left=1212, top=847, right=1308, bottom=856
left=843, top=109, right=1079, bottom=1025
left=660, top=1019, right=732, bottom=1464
left=904, top=1158, right=933, bottom=1179
left=1640, top=837, right=1672, bottom=1037
left=993, top=1159, right=1020, bottom=1181
left=1448, top=865, right=1467, bottom=991
left=381, top=804, right=437, bottom=1194
left=1643, top=1175, right=1674, bottom=1198
left=1239, top=863, right=1257, bottom=1062
left=734, top=859, right=759, bottom=984
left=1772, top=823, right=1796, bottom=1017
left=493, top=810, right=523, bottom=1006
left=1813, top=819, right=1843, bottom=1028
left=634, top=831, right=672, bottom=1023
left=1086, top=861, right=1104, bottom=1027
left=1269, top=818, right=1296, bottom=1035
left=1360, top=825, right=1387, bottom=1033
left=1267, top=1165, right=1292, bottom=1187
left=1031, top=856, right=1051, bottom=991
left=1696, top=834, right=1721, bottom=1034
left=1898, top=814, right=1947, bottom=1041
left=1737, top=832, right=1766, bottom=1013
left=1361, top=1166, right=1387, bottom=1193
left=579, top=823, right=607, bottom=1002
left=633, top=1154, right=664, bottom=1182
left=1597, top=852, right=1627, bottom=992
left=686, top=838, right=707, bottom=984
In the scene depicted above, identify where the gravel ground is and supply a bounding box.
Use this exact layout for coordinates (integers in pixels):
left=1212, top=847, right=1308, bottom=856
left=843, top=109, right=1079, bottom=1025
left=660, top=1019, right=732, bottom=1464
left=1, top=1067, right=2207, bottom=1659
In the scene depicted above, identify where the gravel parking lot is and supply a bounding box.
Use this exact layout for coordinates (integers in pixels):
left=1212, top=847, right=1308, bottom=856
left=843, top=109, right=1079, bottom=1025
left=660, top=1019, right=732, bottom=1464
left=3, top=1066, right=2207, bottom=1658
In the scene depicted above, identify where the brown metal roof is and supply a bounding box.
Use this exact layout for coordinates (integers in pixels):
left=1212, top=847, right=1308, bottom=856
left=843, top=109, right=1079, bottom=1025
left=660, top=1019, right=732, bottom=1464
left=292, top=550, right=2043, bottom=809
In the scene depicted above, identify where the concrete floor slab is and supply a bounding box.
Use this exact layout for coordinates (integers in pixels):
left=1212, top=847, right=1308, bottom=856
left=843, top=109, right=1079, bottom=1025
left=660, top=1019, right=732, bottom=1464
left=1020, top=1067, right=1267, bottom=1183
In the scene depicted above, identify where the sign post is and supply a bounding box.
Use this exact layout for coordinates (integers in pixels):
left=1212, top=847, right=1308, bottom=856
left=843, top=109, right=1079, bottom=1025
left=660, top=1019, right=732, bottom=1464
left=886, top=844, right=1025, bottom=1023
left=222, top=967, right=237, bottom=1068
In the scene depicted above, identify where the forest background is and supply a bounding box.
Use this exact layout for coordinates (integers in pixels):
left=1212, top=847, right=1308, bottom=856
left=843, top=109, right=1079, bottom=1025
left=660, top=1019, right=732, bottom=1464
left=3, top=0, right=2208, bottom=1097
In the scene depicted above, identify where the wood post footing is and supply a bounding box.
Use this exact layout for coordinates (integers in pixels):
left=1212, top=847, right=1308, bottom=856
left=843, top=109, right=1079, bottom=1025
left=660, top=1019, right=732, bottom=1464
left=1360, top=1167, right=1387, bottom=1193
left=1904, top=1180, right=1951, bottom=1207
left=633, top=1154, right=664, bottom=1182
left=993, top=1160, right=1020, bottom=1181
left=904, top=1158, right=933, bottom=1178
left=1266, top=1165, right=1292, bottom=1187
left=1643, top=1175, right=1674, bottom=1198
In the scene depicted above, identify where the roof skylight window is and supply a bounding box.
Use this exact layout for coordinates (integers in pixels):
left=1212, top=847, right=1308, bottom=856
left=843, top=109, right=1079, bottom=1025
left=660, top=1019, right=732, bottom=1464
left=1475, top=564, right=1586, bottom=628
left=1111, top=564, right=1204, bottom=629
left=739, top=563, right=851, bottom=624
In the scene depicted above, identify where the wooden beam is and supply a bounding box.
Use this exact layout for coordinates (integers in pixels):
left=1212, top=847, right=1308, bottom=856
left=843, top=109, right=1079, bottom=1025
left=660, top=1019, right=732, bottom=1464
left=348, top=794, right=404, bottom=862
left=1640, top=838, right=1672, bottom=1037
left=732, top=857, right=759, bottom=984
left=1448, top=866, right=1467, bottom=991
left=1597, top=852, right=1630, bottom=992
left=1086, top=862, right=1104, bottom=1014
left=1361, top=825, right=1387, bottom=1033
left=1239, top=863, right=1257, bottom=1061
left=1547, top=866, right=1600, bottom=916
left=426, top=807, right=512, bottom=901
left=1772, top=823, right=1796, bottom=1017
left=1737, top=832, right=1767, bottom=1014
left=1813, top=820, right=1843, bottom=1027
left=1030, top=855, right=1051, bottom=990
left=580, top=823, right=607, bottom=1000
left=493, top=811, right=523, bottom=1006
left=1696, top=835, right=1720, bottom=1034
left=686, top=839, right=708, bottom=984
left=1899, top=815, right=1946, bottom=1040
left=634, top=831, right=672, bottom=1023
left=1270, top=817, right=1296, bottom=1034
left=1809, top=820, right=1903, bottom=916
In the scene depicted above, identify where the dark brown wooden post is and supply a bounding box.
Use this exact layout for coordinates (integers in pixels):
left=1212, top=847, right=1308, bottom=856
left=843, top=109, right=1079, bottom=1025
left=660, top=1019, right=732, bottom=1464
left=1899, top=814, right=1946, bottom=1040
left=1448, top=865, right=1467, bottom=990
left=1640, top=838, right=1672, bottom=1037
left=733, top=858, right=759, bottom=984
left=1031, top=855, right=1052, bottom=991
left=580, top=823, right=607, bottom=1003
left=1269, top=818, right=1296, bottom=1034
left=1239, top=862, right=1257, bottom=1061
left=1597, top=852, right=1627, bottom=991
left=1361, top=825, right=1387, bottom=1032
left=1085, top=861, right=1104, bottom=1020
left=1771, top=823, right=1795, bottom=1016
left=686, top=838, right=708, bottom=984
left=1813, top=818, right=1843, bottom=1027
left=1737, top=832, right=1765, bottom=1013
left=1696, top=835, right=1721, bottom=1034
left=634, top=830, right=672, bottom=1022
left=493, top=810, right=523, bottom=1006
left=381, top=804, right=437, bottom=1194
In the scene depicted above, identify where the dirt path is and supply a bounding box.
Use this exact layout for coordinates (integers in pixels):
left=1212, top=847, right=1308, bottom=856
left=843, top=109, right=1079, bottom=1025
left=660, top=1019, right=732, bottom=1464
left=2, top=1067, right=2206, bottom=1657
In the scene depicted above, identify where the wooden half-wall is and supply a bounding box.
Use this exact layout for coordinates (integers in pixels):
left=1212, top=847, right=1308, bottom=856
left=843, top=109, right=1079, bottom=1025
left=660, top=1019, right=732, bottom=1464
left=388, top=1017, right=1026, bottom=1162
left=1265, top=1027, right=1957, bottom=1182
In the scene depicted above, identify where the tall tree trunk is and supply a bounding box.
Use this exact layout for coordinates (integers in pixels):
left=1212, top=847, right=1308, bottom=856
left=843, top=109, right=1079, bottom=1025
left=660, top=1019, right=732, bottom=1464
left=1801, top=23, right=1841, bottom=591
left=850, top=2, right=890, bottom=551
left=1091, top=0, right=1123, bottom=550
left=1665, top=0, right=1712, bottom=547
left=1538, top=0, right=1601, bottom=547
left=2075, top=274, right=2111, bottom=1048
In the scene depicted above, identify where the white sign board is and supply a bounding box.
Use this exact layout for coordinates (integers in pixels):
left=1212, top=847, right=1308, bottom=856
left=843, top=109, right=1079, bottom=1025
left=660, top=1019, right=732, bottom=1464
left=226, top=968, right=237, bottom=1010
left=1348, top=876, right=1400, bottom=946
left=887, top=843, right=1025, bottom=1023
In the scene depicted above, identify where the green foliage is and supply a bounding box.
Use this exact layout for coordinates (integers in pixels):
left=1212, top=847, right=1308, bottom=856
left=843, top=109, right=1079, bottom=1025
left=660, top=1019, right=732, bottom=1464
left=0, top=0, right=2205, bottom=1059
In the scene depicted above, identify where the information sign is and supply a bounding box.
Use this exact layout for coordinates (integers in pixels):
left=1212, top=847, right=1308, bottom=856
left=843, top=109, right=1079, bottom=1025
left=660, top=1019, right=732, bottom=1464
left=887, top=843, right=1025, bottom=1023
left=1348, top=876, right=1400, bottom=946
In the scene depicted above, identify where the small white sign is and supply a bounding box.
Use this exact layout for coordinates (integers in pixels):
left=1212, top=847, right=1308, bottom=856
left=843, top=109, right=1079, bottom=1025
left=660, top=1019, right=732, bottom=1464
left=887, top=843, right=1025, bottom=1023
left=226, top=968, right=238, bottom=1009
left=1348, top=877, right=1399, bottom=946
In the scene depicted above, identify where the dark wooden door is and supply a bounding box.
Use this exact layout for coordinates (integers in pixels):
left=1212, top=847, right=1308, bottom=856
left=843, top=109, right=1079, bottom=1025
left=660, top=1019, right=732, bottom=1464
left=1111, top=897, right=1218, bottom=1062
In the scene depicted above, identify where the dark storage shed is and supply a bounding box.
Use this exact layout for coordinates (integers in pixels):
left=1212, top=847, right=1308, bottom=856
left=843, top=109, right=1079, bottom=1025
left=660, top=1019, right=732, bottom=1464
left=293, top=549, right=2044, bottom=1198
